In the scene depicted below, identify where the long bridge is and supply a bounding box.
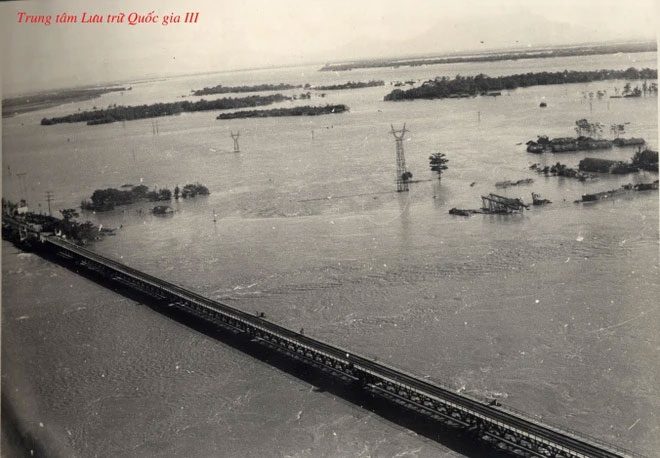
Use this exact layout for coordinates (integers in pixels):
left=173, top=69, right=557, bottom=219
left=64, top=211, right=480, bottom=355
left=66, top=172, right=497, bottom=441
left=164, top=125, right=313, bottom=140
left=3, top=219, right=640, bottom=458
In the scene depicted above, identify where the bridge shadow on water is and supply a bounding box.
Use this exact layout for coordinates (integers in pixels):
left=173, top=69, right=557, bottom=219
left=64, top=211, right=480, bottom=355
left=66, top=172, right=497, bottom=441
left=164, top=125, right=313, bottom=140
left=37, top=248, right=509, bottom=458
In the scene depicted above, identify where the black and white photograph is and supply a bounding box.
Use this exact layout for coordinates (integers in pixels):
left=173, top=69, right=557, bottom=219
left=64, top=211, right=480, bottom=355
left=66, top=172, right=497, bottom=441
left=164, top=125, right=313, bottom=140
left=1, top=1, right=658, bottom=456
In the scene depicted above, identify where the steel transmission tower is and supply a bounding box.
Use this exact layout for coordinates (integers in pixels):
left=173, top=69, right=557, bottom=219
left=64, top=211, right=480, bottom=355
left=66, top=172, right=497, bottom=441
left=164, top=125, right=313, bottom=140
left=390, top=124, right=410, bottom=192
left=230, top=131, right=240, bottom=153
left=45, top=191, right=54, bottom=216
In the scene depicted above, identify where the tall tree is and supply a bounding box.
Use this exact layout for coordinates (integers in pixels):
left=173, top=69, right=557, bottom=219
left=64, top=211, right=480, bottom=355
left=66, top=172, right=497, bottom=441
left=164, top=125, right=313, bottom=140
left=429, top=153, right=449, bottom=178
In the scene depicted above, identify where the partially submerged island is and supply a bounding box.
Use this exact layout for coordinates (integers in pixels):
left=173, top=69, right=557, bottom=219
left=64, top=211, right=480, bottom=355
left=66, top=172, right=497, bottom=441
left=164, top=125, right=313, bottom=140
left=526, top=119, right=648, bottom=153
left=578, top=158, right=638, bottom=174
left=312, top=80, right=384, bottom=91
left=192, top=83, right=301, bottom=96
left=383, top=68, right=657, bottom=101
left=81, top=183, right=209, bottom=212
left=41, top=94, right=290, bottom=125
left=216, top=104, right=348, bottom=120
left=529, top=148, right=658, bottom=179
left=526, top=136, right=614, bottom=153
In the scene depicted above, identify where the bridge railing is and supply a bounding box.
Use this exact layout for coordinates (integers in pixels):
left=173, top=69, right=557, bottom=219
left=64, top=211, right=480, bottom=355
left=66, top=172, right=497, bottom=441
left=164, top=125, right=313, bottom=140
left=44, top=234, right=645, bottom=457
left=494, top=403, right=643, bottom=457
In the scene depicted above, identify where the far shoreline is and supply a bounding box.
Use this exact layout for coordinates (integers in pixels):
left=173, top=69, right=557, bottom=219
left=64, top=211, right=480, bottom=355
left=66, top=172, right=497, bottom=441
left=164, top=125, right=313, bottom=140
left=320, top=41, right=657, bottom=72
left=3, top=40, right=656, bottom=117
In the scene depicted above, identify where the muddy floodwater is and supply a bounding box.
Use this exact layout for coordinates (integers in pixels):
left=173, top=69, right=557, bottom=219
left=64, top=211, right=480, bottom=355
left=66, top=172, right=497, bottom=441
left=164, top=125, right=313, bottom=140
left=2, top=51, right=659, bottom=457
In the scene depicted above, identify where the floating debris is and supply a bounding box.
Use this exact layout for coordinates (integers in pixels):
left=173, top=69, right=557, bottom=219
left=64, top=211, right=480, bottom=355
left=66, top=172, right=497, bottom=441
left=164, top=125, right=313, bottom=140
left=531, top=193, right=552, bottom=205
left=449, top=194, right=528, bottom=216
left=495, top=178, right=534, bottom=188
left=530, top=162, right=594, bottom=181
left=449, top=208, right=480, bottom=217
left=481, top=194, right=528, bottom=213
left=577, top=181, right=658, bottom=203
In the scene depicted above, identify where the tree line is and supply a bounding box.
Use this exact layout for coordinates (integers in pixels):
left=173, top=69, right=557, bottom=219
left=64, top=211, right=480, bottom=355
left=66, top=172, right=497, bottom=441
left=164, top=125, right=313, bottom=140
left=313, top=80, right=384, bottom=90
left=41, top=94, right=291, bottom=125
left=384, top=68, right=658, bottom=101
left=320, top=41, right=656, bottom=72
left=192, top=83, right=301, bottom=96
left=216, top=104, right=348, bottom=120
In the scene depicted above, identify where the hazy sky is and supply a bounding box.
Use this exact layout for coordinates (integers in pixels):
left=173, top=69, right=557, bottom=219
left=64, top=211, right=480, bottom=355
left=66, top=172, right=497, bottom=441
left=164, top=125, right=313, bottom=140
left=1, top=0, right=657, bottom=94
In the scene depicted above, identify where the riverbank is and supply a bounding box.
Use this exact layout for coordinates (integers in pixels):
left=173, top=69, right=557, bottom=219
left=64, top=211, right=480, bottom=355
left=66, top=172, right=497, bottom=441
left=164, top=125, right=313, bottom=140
left=2, top=86, right=129, bottom=118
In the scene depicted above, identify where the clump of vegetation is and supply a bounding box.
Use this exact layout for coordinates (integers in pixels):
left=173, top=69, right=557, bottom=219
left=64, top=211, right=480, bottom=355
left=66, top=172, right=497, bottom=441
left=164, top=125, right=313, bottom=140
left=631, top=148, right=658, bottom=171
left=574, top=119, right=604, bottom=138
left=41, top=94, right=291, bottom=125
left=384, top=68, right=657, bottom=101
left=81, top=185, right=172, bottom=211
left=147, top=188, right=172, bottom=201
left=313, top=80, right=384, bottom=91
left=178, top=183, right=210, bottom=199
left=429, top=152, right=449, bottom=178
left=216, top=104, right=348, bottom=120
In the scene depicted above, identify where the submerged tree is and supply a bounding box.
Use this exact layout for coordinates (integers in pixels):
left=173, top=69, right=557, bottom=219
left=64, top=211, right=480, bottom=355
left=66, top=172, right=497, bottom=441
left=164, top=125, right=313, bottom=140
left=610, top=123, right=626, bottom=138
left=429, top=152, right=449, bottom=178
left=575, top=119, right=604, bottom=138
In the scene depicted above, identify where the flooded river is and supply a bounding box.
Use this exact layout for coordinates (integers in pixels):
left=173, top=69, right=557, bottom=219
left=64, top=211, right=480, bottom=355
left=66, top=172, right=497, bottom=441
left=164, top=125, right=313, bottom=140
left=2, top=51, right=659, bottom=456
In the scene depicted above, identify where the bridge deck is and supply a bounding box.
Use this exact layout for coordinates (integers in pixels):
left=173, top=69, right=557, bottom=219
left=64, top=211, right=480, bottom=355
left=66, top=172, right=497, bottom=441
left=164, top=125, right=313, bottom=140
left=20, top=232, right=639, bottom=457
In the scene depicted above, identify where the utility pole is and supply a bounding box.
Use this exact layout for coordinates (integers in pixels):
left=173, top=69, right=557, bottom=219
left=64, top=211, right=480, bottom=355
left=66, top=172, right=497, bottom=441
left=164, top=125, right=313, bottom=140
left=390, top=124, right=410, bottom=192
left=45, top=191, right=54, bottom=216
left=230, top=131, right=240, bottom=153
